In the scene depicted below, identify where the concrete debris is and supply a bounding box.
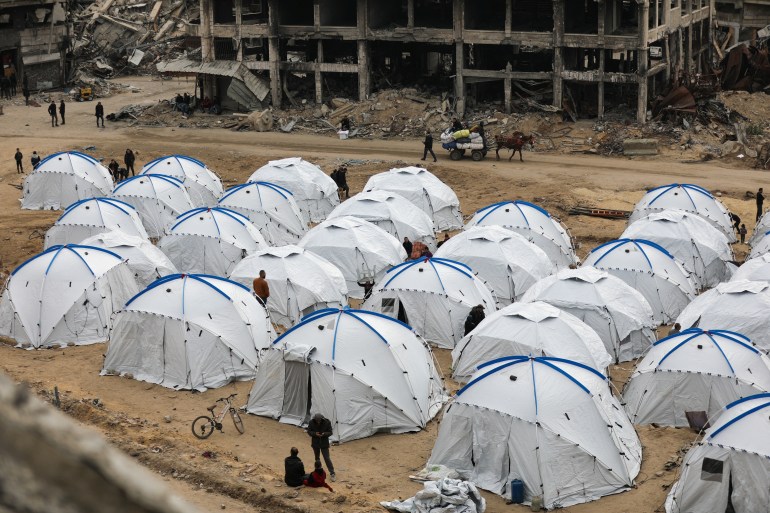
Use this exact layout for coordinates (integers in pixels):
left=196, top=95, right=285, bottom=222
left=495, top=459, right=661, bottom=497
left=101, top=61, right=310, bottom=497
left=70, top=0, right=199, bottom=84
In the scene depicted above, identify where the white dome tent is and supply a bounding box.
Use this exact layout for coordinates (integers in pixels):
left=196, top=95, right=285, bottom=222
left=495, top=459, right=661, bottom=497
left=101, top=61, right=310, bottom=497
left=140, top=155, right=224, bottom=207
left=583, top=239, right=696, bottom=324
left=675, top=280, right=770, bottom=351
left=623, top=328, right=770, bottom=427
left=44, top=197, right=149, bottom=249
left=80, top=230, right=178, bottom=287
left=0, top=244, right=140, bottom=348
left=327, top=190, right=437, bottom=250
left=362, top=257, right=496, bottom=348
left=363, top=166, right=462, bottom=231
left=21, top=151, right=114, bottom=210
left=298, top=216, right=406, bottom=299
left=111, top=174, right=195, bottom=238
left=465, top=201, right=578, bottom=269
left=665, top=394, right=770, bottom=513
left=520, top=267, right=657, bottom=362
left=103, top=274, right=274, bottom=391
left=158, top=207, right=267, bottom=276
left=217, top=181, right=308, bottom=246
left=246, top=308, right=446, bottom=442
left=622, top=210, right=733, bottom=289
left=750, top=211, right=770, bottom=245
left=434, top=226, right=554, bottom=305
left=749, top=231, right=770, bottom=260
left=731, top=253, right=770, bottom=282
left=628, top=183, right=735, bottom=242
left=451, top=302, right=612, bottom=383
left=429, top=356, right=641, bottom=509
left=228, top=245, right=348, bottom=327
left=247, top=157, right=339, bottom=223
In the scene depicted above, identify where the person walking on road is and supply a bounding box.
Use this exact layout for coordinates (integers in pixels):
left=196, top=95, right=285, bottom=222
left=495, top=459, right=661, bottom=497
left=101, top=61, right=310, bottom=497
left=59, top=100, right=66, bottom=125
left=95, top=101, right=105, bottom=128
left=306, top=413, right=335, bottom=481
left=48, top=101, right=58, bottom=127
left=422, top=131, right=437, bottom=162
left=253, top=270, right=270, bottom=305
left=757, top=188, right=765, bottom=222
left=124, top=149, right=136, bottom=176
left=14, top=148, right=23, bottom=173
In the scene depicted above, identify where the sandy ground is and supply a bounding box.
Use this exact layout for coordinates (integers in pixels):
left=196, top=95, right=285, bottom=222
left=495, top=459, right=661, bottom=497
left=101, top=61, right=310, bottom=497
left=0, top=76, right=767, bottom=513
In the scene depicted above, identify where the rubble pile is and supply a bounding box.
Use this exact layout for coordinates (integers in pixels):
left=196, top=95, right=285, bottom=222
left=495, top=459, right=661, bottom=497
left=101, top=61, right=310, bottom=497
left=70, top=0, right=199, bottom=82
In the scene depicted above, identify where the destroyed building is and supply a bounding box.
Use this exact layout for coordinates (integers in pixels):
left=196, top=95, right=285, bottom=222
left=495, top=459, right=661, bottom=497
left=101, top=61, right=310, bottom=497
left=180, top=0, right=713, bottom=122
left=716, top=0, right=770, bottom=43
left=0, top=0, right=69, bottom=89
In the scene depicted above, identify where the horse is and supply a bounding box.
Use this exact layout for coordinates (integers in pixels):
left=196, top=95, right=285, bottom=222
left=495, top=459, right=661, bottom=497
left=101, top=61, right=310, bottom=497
left=494, top=132, right=536, bottom=161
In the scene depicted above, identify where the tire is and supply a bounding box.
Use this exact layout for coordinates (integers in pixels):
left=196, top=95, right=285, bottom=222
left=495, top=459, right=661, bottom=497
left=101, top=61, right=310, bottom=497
left=231, top=408, right=244, bottom=434
left=450, top=149, right=462, bottom=161
left=471, top=150, right=484, bottom=161
left=192, top=415, right=215, bottom=439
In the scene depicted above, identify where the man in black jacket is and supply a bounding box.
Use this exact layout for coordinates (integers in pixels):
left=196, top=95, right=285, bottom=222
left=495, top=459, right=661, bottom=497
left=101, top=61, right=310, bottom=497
left=306, top=413, right=336, bottom=481
left=59, top=100, right=66, bottom=125
left=124, top=148, right=136, bottom=176
left=48, top=101, right=58, bottom=127
left=95, top=102, right=105, bottom=127
left=284, top=447, right=306, bottom=487
left=421, top=131, right=437, bottom=162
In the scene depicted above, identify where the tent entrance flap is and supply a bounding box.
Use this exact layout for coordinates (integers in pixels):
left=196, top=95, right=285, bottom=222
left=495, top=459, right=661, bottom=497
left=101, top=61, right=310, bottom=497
left=281, top=361, right=311, bottom=426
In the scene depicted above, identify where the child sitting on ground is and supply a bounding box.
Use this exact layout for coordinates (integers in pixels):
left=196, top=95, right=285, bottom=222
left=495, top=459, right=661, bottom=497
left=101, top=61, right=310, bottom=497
left=303, top=460, right=333, bottom=492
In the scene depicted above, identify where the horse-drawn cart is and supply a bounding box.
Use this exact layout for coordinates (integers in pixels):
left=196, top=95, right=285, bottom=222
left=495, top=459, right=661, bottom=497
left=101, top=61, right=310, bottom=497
left=441, top=128, right=488, bottom=161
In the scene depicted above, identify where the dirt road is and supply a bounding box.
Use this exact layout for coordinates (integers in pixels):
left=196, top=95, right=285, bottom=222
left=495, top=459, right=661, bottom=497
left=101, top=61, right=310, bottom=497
left=0, top=76, right=765, bottom=513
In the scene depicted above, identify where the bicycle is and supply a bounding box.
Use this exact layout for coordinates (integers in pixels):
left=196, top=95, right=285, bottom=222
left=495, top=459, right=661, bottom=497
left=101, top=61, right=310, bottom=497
left=191, top=393, right=244, bottom=439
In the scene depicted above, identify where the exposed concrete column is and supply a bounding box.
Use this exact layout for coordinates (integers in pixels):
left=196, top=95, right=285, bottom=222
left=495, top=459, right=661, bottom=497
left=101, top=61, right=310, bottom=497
left=552, top=0, right=564, bottom=109
left=358, top=41, right=370, bottom=100
left=407, top=0, right=414, bottom=29
left=597, top=0, right=605, bottom=120
left=235, top=0, right=243, bottom=61
left=268, top=1, right=281, bottom=108
left=504, top=77, right=512, bottom=114
left=453, top=0, right=465, bottom=115
left=686, top=22, right=693, bottom=74
left=315, top=40, right=323, bottom=104
left=637, top=0, right=650, bottom=123
left=356, top=0, right=369, bottom=101
left=199, top=0, right=213, bottom=62
left=314, top=0, right=320, bottom=30
left=505, top=0, right=512, bottom=37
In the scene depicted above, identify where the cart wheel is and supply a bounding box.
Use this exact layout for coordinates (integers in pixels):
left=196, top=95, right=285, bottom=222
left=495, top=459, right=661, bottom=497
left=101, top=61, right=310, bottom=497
left=471, top=150, right=484, bottom=161
left=450, top=149, right=462, bottom=161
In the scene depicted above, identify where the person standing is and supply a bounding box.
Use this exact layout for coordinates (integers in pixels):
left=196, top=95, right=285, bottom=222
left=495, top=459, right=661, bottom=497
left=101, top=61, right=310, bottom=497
left=284, top=447, right=305, bottom=487
left=421, top=131, right=437, bottom=162
left=437, top=233, right=450, bottom=248
left=14, top=148, right=23, bottom=174
left=402, top=237, right=413, bottom=258
left=668, top=323, right=681, bottom=336
left=95, top=101, right=105, bottom=127
left=124, top=149, right=136, bottom=176
left=22, top=84, right=30, bottom=106
left=48, top=101, right=58, bottom=127
left=306, top=413, right=335, bottom=481
left=30, top=151, right=41, bottom=169
left=757, top=188, right=765, bottom=222
left=59, top=100, right=66, bottom=125
left=332, top=167, right=349, bottom=199
left=739, top=223, right=747, bottom=244
left=464, top=305, right=485, bottom=335
left=253, top=270, right=270, bottom=305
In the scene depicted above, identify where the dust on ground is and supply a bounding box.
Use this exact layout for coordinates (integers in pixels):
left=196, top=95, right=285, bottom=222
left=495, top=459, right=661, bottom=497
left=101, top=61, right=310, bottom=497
left=0, top=75, right=767, bottom=513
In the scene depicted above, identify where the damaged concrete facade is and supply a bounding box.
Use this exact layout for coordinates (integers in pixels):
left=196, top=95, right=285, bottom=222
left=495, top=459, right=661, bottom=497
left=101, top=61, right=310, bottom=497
left=194, top=0, right=713, bottom=122
left=0, top=0, right=68, bottom=89
left=716, top=0, right=770, bottom=42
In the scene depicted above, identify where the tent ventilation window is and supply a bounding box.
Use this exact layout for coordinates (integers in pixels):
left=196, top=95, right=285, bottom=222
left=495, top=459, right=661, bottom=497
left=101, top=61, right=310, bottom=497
left=509, top=375, right=517, bottom=381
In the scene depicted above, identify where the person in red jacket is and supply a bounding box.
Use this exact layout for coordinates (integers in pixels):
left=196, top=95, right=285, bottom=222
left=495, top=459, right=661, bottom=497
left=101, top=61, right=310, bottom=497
left=303, top=460, right=333, bottom=492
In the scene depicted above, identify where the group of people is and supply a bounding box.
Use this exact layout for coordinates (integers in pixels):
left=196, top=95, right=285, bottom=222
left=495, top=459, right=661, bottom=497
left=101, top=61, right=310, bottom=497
left=283, top=413, right=336, bottom=492
left=728, top=187, right=765, bottom=244
left=106, top=149, right=136, bottom=183
left=0, top=70, right=17, bottom=100
left=13, top=148, right=42, bottom=174
left=173, top=93, right=221, bottom=116
left=46, top=99, right=104, bottom=128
